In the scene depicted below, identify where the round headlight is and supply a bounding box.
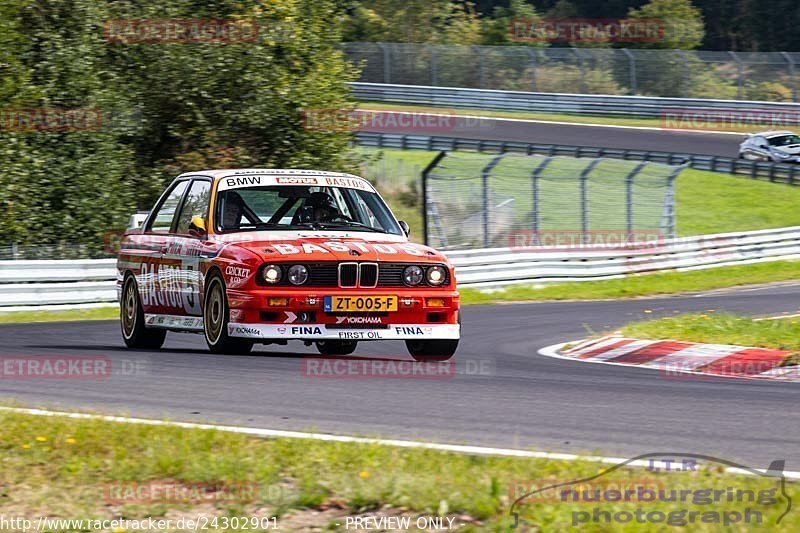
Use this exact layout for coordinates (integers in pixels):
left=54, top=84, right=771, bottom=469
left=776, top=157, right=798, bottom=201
left=403, top=265, right=424, bottom=286
left=426, top=265, right=446, bottom=286
left=262, top=264, right=282, bottom=284
left=288, top=264, right=309, bottom=285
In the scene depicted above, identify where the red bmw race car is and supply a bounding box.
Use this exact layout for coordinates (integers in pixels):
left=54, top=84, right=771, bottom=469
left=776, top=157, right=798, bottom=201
left=117, top=169, right=460, bottom=360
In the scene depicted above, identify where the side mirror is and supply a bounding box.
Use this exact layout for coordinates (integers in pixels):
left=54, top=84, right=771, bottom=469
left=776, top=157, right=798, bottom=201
left=398, top=220, right=410, bottom=236
left=189, top=215, right=207, bottom=238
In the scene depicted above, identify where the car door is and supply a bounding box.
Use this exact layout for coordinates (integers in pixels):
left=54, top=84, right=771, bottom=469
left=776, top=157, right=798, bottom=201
left=168, top=177, right=213, bottom=320
left=748, top=136, right=770, bottom=160
left=137, top=179, right=189, bottom=317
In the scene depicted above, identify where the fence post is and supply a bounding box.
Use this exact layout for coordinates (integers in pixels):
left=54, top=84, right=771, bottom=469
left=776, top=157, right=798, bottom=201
left=430, top=45, right=438, bottom=86
left=781, top=52, right=797, bottom=102
left=622, top=48, right=637, bottom=95
left=674, top=50, right=691, bottom=97
left=475, top=46, right=486, bottom=89
left=579, top=159, right=602, bottom=244
left=527, top=48, right=538, bottom=92
left=728, top=51, right=743, bottom=99
left=420, top=151, right=447, bottom=246
left=662, top=164, right=687, bottom=239
left=377, top=42, right=391, bottom=84
left=624, top=162, right=648, bottom=242
left=481, top=154, right=505, bottom=247
left=574, top=48, right=587, bottom=94
left=530, top=157, right=554, bottom=237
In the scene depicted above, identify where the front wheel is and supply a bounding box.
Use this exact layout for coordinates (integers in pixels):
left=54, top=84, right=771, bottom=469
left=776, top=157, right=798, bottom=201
left=316, top=340, right=358, bottom=355
left=120, top=275, right=166, bottom=349
left=204, top=275, right=254, bottom=355
left=405, top=339, right=458, bottom=362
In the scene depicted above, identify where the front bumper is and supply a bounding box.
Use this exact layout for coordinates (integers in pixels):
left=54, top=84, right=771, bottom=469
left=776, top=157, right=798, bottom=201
left=227, top=322, right=460, bottom=340
left=226, top=288, right=460, bottom=341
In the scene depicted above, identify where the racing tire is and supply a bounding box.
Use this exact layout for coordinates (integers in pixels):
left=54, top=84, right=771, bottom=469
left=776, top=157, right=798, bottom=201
left=204, top=274, right=254, bottom=355
left=121, top=275, right=166, bottom=349
left=405, top=339, right=458, bottom=362
left=315, top=340, right=358, bottom=356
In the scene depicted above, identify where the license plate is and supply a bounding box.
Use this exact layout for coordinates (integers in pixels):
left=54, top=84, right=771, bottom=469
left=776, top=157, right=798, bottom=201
left=324, top=295, right=398, bottom=312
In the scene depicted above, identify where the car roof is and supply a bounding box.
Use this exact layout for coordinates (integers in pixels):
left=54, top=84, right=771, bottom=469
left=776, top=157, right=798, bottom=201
left=177, top=168, right=364, bottom=181
left=751, top=130, right=796, bottom=138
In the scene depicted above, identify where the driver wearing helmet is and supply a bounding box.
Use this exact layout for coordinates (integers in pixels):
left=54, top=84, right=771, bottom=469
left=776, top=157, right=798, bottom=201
left=221, top=191, right=246, bottom=230
left=302, top=191, right=342, bottom=223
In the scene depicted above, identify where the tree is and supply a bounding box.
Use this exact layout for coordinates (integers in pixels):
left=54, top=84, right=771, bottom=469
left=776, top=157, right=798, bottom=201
left=481, top=0, right=542, bottom=46
left=342, top=0, right=482, bottom=44
left=0, top=0, right=359, bottom=255
left=627, top=0, right=705, bottom=50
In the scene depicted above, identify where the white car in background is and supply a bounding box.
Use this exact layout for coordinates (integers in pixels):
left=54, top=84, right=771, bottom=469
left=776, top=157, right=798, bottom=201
left=739, top=130, right=800, bottom=163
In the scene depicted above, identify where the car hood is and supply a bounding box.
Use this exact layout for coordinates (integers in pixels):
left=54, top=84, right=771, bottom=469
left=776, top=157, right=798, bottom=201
left=216, top=231, right=449, bottom=264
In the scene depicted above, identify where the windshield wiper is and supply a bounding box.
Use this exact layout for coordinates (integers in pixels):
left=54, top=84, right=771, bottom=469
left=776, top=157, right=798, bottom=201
left=295, top=221, right=392, bottom=234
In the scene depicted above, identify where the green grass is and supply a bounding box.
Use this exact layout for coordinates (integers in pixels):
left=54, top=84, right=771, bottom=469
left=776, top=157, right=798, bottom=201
left=676, top=169, right=800, bottom=236
left=0, top=306, right=118, bottom=324
left=621, top=313, right=800, bottom=364
left=0, top=409, right=795, bottom=531
left=459, top=261, right=800, bottom=305
left=358, top=102, right=763, bottom=133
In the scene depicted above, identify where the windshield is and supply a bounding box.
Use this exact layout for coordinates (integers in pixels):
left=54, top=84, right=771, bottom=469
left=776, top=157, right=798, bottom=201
left=215, top=185, right=403, bottom=235
left=767, top=135, right=800, bottom=147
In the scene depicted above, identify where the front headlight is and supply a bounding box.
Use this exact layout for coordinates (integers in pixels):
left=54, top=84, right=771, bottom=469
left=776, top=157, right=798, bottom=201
left=288, top=264, right=309, bottom=285
left=426, top=266, right=447, bottom=286
left=403, top=265, right=424, bottom=286
left=262, top=264, right=282, bottom=284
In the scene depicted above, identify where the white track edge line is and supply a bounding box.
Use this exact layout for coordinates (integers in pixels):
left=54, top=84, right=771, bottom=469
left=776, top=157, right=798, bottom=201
left=0, top=405, right=798, bottom=480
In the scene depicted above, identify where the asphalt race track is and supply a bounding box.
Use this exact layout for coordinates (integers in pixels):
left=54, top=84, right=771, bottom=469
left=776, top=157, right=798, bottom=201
left=3, top=282, right=800, bottom=469
left=361, top=111, right=742, bottom=157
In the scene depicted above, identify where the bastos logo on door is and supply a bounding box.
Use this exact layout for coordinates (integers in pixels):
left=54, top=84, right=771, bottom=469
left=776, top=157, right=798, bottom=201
left=138, top=259, right=201, bottom=314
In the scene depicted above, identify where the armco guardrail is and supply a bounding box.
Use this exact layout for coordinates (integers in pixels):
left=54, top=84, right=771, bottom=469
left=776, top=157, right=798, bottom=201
left=447, top=226, right=800, bottom=288
left=350, top=82, right=800, bottom=119
left=2, top=227, right=800, bottom=306
left=354, top=132, right=800, bottom=185
left=0, top=259, right=117, bottom=307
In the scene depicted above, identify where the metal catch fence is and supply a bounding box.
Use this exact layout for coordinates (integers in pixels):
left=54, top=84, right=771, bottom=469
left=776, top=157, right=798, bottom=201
left=422, top=151, right=685, bottom=250
left=345, top=43, right=800, bottom=102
